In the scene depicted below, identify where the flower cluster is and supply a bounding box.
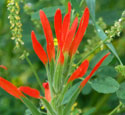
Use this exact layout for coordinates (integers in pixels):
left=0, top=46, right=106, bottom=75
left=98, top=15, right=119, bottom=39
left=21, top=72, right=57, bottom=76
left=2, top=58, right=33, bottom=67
left=0, top=2, right=110, bottom=114
left=7, top=0, right=24, bottom=48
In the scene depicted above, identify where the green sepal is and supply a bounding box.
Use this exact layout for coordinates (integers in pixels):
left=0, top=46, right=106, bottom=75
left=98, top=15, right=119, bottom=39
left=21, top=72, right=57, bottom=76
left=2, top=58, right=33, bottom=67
left=63, top=53, right=70, bottom=78
left=50, top=59, right=55, bottom=82
left=53, top=64, right=63, bottom=93
left=41, top=98, right=56, bottom=115
left=21, top=97, right=41, bottom=115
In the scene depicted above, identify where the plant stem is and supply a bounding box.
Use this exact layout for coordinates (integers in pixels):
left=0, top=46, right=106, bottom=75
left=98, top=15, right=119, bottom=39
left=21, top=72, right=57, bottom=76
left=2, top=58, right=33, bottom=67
left=108, top=102, right=122, bottom=115
left=25, top=56, right=44, bottom=93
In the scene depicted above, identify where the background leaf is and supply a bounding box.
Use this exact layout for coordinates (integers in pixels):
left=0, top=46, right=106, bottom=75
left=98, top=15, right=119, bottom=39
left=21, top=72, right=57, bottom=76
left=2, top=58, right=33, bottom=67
left=91, top=77, right=119, bottom=93
left=85, top=0, right=123, bottom=65
left=116, top=82, right=125, bottom=100
left=71, top=0, right=81, bottom=14
left=31, top=6, right=65, bottom=20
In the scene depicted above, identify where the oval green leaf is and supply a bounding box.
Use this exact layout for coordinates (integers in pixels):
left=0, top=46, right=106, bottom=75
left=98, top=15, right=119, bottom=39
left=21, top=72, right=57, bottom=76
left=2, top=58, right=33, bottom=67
left=116, top=82, right=125, bottom=100
left=91, top=77, right=119, bottom=93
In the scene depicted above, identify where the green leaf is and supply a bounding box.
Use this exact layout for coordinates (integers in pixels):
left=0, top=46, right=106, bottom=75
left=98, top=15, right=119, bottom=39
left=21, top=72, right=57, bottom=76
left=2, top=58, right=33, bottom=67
left=97, top=66, right=117, bottom=78
left=71, top=0, right=81, bottom=14
left=21, top=97, right=41, bottom=115
left=91, top=77, right=119, bottom=93
left=84, top=107, right=96, bottom=115
left=116, top=82, right=125, bottom=100
left=62, top=82, right=80, bottom=105
left=85, top=0, right=123, bottom=65
left=81, top=83, right=92, bottom=95
left=41, top=98, right=56, bottom=115
left=63, top=88, right=80, bottom=115
left=120, top=99, right=125, bottom=105
left=86, top=0, right=95, bottom=20
left=31, top=6, right=65, bottom=20
left=90, top=50, right=114, bottom=69
left=97, top=10, right=124, bottom=25
left=25, top=109, right=32, bottom=115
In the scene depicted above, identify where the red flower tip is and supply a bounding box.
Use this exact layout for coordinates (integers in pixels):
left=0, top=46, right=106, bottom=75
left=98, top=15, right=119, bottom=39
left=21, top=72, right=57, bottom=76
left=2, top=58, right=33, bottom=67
left=0, top=65, right=8, bottom=70
left=31, top=31, right=48, bottom=65
left=40, top=10, right=55, bottom=62
left=42, top=82, right=51, bottom=102
left=54, top=9, right=62, bottom=50
left=68, top=2, right=71, bottom=15
left=0, top=77, right=24, bottom=99
left=63, top=17, right=78, bottom=52
left=69, top=7, right=89, bottom=57
left=80, top=52, right=111, bottom=89
left=18, top=86, right=42, bottom=99
left=68, top=60, right=89, bottom=83
left=43, top=82, right=49, bottom=89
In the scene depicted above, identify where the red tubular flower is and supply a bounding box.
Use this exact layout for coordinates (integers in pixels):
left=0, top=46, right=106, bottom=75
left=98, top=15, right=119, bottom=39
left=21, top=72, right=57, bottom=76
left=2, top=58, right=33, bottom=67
left=40, top=10, right=55, bottom=62
left=31, top=31, right=48, bottom=65
left=43, top=82, right=51, bottom=102
left=54, top=9, right=62, bottom=50
left=67, top=60, right=89, bottom=83
left=63, top=17, right=78, bottom=52
left=61, top=2, right=71, bottom=47
left=69, top=7, right=89, bottom=57
left=0, top=77, right=24, bottom=99
left=18, top=86, right=42, bottom=99
left=0, top=65, right=7, bottom=70
left=80, top=52, right=110, bottom=89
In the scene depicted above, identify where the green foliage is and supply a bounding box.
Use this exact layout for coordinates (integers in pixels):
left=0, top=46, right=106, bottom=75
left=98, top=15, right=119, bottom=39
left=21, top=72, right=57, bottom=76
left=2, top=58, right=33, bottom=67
left=81, top=83, right=92, bottom=95
left=21, top=97, right=41, bottom=115
left=62, top=82, right=80, bottom=105
left=31, top=6, right=65, bottom=20
left=116, top=82, right=125, bottom=100
left=115, top=65, right=125, bottom=77
left=86, top=0, right=123, bottom=65
left=91, top=77, right=120, bottom=93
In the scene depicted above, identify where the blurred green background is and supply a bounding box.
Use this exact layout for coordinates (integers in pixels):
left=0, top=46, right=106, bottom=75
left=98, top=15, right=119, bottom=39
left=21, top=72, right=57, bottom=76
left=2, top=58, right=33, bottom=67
left=0, top=0, right=125, bottom=114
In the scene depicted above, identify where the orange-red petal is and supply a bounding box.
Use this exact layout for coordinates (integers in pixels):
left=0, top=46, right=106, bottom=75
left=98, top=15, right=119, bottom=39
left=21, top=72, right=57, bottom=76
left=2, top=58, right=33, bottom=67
left=0, top=65, right=7, bottom=70
left=40, top=10, right=55, bottom=62
left=63, top=17, right=78, bottom=52
left=43, top=82, right=51, bottom=102
left=31, top=31, right=48, bottom=65
left=54, top=9, right=62, bottom=49
left=70, top=7, right=89, bottom=56
left=0, top=77, right=24, bottom=99
left=80, top=52, right=110, bottom=89
left=58, top=49, right=64, bottom=64
left=68, top=60, right=89, bottom=83
left=61, top=2, right=71, bottom=48
left=18, top=86, right=42, bottom=99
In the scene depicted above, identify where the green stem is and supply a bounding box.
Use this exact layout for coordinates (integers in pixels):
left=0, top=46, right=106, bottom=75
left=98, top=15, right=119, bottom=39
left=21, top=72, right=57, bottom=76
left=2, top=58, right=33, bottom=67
left=25, top=56, right=44, bottom=93
left=77, top=38, right=108, bottom=66
left=108, top=102, right=122, bottom=115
